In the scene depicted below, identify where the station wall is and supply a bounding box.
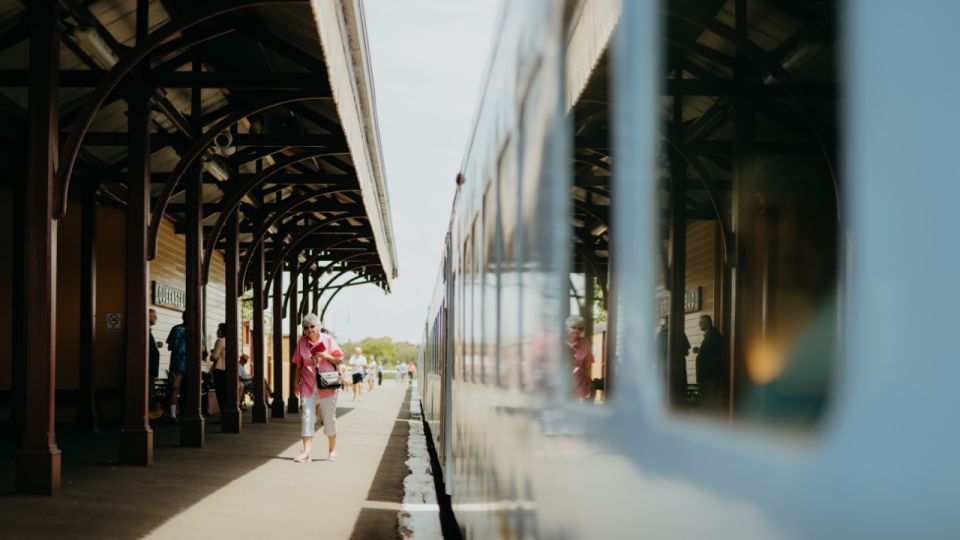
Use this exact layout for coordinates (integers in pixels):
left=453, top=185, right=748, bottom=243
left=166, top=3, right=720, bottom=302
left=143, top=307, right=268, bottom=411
left=0, top=190, right=231, bottom=424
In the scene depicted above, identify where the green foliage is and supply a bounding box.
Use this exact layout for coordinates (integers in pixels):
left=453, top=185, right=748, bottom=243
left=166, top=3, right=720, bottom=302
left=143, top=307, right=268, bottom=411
left=341, top=336, right=419, bottom=368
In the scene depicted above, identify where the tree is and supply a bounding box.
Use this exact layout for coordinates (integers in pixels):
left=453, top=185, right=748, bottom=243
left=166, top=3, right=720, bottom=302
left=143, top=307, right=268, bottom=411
left=341, top=336, right=420, bottom=368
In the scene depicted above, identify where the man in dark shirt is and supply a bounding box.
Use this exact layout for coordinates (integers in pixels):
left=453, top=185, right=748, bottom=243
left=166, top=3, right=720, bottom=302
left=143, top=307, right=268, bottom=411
left=656, top=317, right=691, bottom=402
left=148, top=309, right=161, bottom=382
left=693, top=315, right=725, bottom=412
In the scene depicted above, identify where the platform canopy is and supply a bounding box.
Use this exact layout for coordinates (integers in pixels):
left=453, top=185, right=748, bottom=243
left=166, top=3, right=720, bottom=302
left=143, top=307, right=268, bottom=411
left=0, top=0, right=397, bottom=292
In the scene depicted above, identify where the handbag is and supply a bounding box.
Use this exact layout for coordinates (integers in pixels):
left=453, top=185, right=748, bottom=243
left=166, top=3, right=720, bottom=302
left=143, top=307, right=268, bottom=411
left=311, top=341, right=342, bottom=389
left=317, top=369, right=342, bottom=389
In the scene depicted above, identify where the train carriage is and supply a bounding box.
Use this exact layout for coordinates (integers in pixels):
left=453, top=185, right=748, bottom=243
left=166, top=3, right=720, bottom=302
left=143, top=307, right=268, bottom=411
left=420, top=0, right=959, bottom=538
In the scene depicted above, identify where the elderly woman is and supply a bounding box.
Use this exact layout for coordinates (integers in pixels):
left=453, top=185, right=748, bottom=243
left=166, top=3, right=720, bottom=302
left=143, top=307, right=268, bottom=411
left=566, top=315, right=595, bottom=400
left=292, top=313, right=344, bottom=462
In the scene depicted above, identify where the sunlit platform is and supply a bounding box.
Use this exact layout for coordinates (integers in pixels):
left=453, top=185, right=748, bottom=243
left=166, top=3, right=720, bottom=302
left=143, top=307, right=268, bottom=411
left=0, top=385, right=415, bottom=539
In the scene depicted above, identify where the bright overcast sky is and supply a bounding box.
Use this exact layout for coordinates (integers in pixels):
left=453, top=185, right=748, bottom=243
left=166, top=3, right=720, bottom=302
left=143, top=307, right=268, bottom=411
left=318, top=0, right=500, bottom=344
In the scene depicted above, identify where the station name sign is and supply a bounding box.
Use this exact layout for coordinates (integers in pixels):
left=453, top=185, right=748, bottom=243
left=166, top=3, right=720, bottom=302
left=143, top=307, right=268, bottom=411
left=152, top=281, right=185, bottom=310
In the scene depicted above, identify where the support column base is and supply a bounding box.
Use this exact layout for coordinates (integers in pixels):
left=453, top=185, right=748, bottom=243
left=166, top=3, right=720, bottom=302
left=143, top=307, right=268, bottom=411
left=16, top=446, right=62, bottom=495
left=252, top=403, right=268, bottom=423
left=287, top=395, right=299, bottom=414
left=119, top=427, right=154, bottom=466
left=271, top=398, right=285, bottom=418
left=221, top=409, right=242, bottom=433
left=179, top=415, right=205, bottom=447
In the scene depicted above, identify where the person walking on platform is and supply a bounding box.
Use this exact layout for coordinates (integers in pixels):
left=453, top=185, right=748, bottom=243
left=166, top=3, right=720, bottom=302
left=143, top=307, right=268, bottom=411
left=407, top=361, right=416, bottom=385
left=396, top=361, right=406, bottom=385
left=292, top=314, right=344, bottom=463
left=348, top=347, right=368, bottom=401
left=377, top=358, right=384, bottom=386
left=367, top=357, right=377, bottom=392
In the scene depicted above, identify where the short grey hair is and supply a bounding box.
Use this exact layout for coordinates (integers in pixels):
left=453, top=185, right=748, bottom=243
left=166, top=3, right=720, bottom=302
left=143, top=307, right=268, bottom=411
left=566, top=314, right=586, bottom=331
left=301, top=313, right=320, bottom=330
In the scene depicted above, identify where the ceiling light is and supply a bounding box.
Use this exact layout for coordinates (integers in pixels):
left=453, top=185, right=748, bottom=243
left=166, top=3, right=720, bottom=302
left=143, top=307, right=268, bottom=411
left=73, top=27, right=119, bottom=69
left=202, top=156, right=231, bottom=181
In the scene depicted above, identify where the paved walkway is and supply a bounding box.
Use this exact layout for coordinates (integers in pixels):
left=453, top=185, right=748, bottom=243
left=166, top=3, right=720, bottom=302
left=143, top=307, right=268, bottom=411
left=0, top=384, right=421, bottom=539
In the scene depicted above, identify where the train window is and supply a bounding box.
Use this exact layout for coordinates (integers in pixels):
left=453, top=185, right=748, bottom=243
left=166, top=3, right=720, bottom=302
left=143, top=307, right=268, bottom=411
left=567, top=31, right=613, bottom=405
left=619, top=0, right=841, bottom=424
left=482, top=187, right=499, bottom=386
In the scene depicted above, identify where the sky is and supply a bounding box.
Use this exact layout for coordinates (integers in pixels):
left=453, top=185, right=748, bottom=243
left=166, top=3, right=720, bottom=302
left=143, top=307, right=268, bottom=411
left=318, top=0, right=501, bottom=344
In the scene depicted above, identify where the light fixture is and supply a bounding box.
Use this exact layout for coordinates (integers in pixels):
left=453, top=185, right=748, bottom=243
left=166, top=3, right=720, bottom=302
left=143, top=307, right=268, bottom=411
left=212, top=130, right=237, bottom=157
left=202, top=156, right=231, bottom=181
left=591, top=223, right=608, bottom=236
left=73, top=27, right=119, bottom=68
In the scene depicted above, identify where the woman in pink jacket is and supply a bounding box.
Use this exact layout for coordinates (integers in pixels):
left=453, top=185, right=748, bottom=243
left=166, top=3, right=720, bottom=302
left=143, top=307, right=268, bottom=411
left=292, top=313, right=344, bottom=462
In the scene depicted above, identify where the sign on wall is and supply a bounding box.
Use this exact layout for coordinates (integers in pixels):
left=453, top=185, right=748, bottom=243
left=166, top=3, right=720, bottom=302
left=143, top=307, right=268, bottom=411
left=684, top=287, right=702, bottom=313
left=656, top=286, right=704, bottom=317
left=152, top=281, right=186, bottom=310
left=106, top=312, right=122, bottom=332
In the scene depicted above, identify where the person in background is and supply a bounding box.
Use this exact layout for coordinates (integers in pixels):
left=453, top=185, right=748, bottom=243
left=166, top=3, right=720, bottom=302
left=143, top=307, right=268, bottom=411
left=397, top=361, right=407, bottom=385
left=367, top=356, right=377, bottom=392
left=164, top=311, right=188, bottom=422
left=693, top=315, right=725, bottom=411
left=210, top=323, right=227, bottom=415
left=292, top=314, right=344, bottom=462
left=377, top=358, right=384, bottom=386
left=656, top=316, right=691, bottom=402
left=148, top=309, right=161, bottom=383
left=238, top=353, right=252, bottom=411
left=407, top=361, right=416, bottom=384
left=348, top=347, right=368, bottom=401
left=566, top=314, right=594, bottom=401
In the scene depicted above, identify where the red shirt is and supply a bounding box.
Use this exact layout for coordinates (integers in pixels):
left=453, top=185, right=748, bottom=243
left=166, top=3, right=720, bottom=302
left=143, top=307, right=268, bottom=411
left=568, top=336, right=594, bottom=399
left=292, top=334, right=343, bottom=399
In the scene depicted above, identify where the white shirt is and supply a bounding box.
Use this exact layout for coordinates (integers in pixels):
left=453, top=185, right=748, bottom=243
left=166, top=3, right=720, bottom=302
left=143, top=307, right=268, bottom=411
left=349, top=354, right=368, bottom=375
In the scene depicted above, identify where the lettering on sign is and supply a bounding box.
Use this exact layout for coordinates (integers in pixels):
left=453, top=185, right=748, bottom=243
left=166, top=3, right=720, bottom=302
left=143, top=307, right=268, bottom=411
left=656, top=286, right=703, bottom=317
left=152, top=281, right=186, bottom=310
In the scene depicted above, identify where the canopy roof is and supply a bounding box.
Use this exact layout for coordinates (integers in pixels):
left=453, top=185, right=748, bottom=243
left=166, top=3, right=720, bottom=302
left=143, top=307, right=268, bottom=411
left=0, top=0, right=397, bottom=291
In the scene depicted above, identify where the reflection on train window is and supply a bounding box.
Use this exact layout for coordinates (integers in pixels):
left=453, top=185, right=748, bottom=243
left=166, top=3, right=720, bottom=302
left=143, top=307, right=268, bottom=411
left=568, top=42, right=612, bottom=405
left=647, top=0, right=840, bottom=424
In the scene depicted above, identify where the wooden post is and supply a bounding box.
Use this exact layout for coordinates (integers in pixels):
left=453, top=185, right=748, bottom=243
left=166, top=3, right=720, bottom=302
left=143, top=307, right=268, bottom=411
left=287, top=256, right=300, bottom=413
left=180, top=56, right=205, bottom=447
left=119, top=0, right=153, bottom=467
left=17, top=0, right=62, bottom=494
left=251, top=240, right=268, bottom=423
left=271, top=260, right=286, bottom=418
left=221, top=210, right=242, bottom=432
left=729, top=0, right=754, bottom=417
left=77, top=182, right=98, bottom=432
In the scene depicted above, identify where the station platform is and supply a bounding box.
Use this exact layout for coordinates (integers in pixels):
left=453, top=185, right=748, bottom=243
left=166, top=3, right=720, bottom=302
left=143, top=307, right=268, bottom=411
left=0, top=383, right=438, bottom=539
